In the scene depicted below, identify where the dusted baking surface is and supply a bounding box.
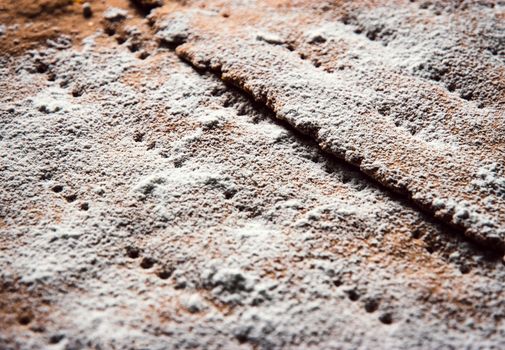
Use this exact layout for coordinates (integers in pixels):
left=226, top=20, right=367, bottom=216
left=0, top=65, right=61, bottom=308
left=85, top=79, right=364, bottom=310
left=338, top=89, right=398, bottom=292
left=1, top=1, right=504, bottom=349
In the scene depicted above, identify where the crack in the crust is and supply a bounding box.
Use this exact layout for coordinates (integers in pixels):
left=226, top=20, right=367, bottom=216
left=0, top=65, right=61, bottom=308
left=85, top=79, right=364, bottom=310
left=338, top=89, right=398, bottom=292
left=85, top=9, right=504, bottom=258
left=223, top=76, right=504, bottom=265
left=167, top=41, right=505, bottom=256
left=150, top=39, right=504, bottom=258
left=228, top=84, right=503, bottom=260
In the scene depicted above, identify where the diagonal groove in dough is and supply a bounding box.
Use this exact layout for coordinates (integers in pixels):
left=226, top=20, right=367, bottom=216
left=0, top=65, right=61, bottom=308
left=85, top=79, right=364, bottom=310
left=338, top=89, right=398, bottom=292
left=151, top=0, right=505, bottom=250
